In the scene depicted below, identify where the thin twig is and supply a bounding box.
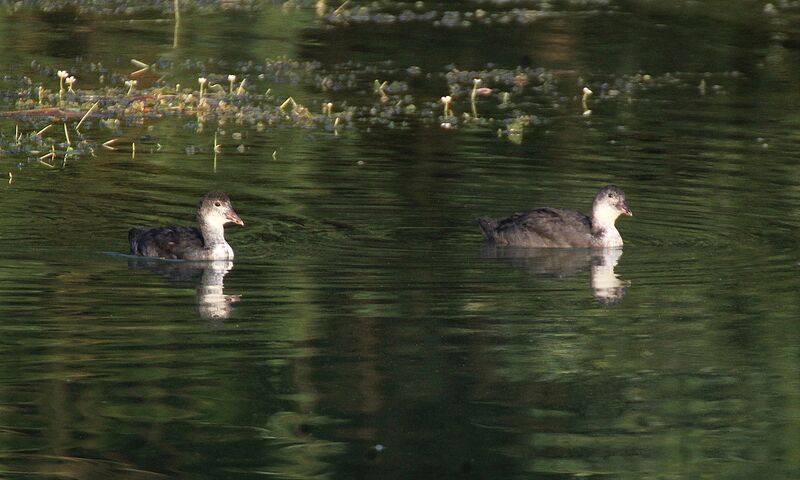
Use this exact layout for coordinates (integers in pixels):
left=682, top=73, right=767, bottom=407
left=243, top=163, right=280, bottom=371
left=333, top=0, right=350, bottom=15
left=75, top=101, right=99, bottom=133
left=36, top=124, right=54, bottom=136
left=279, top=97, right=297, bottom=111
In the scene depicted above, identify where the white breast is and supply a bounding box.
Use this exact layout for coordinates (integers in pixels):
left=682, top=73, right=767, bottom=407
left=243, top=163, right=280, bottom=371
left=592, top=227, right=623, bottom=248
left=208, top=242, right=234, bottom=260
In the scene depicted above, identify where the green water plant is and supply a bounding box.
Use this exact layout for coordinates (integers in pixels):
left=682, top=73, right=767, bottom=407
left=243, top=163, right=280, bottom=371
left=213, top=132, right=222, bottom=172
left=507, top=115, right=529, bottom=145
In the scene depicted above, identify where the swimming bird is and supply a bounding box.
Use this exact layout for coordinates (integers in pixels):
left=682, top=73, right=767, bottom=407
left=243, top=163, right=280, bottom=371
left=478, top=185, right=632, bottom=248
left=128, top=191, right=244, bottom=260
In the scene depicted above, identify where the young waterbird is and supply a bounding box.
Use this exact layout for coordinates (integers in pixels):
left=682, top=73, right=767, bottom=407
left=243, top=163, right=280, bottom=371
left=478, top=185, right=632, bottom=248
left=128, top=191, right=244, bottom=260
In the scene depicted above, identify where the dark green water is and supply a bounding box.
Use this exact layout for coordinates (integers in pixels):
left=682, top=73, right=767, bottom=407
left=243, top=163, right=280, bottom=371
left=1, top=1, right=800, bottom=478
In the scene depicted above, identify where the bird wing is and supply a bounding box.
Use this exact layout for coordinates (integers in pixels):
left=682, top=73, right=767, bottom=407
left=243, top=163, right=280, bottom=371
left=490, top=208, right=592, bottom=247
left=128, top=226, right=204, bottom=259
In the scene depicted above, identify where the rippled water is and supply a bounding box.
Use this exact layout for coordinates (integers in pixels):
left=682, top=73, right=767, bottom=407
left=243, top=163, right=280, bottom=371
left=2, top=1, right=800, bottom=479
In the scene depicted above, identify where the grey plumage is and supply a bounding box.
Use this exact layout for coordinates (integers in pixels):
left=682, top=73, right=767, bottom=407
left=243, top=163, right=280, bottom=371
left=478, top=185, right=632, bottom=248
left=129, top=226, right=205, bottom=259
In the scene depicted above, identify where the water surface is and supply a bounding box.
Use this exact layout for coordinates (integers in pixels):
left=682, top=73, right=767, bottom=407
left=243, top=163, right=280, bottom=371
left=1, top=1, right=800, bottom=478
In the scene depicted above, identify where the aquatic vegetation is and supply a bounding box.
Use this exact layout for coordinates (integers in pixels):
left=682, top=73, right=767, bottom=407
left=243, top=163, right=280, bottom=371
left=57, top=70, right=68, bottom=98
left=373, top=80, right=389, bottom=103
left=440, top=95, right=453, bottom=119
left=198, top=77, right=207, bottom=99
left=124, top=79, right=137, bottom=96
left=320, top=1, right=621, bottom=27
left=0, top=43, right=745, bottom=177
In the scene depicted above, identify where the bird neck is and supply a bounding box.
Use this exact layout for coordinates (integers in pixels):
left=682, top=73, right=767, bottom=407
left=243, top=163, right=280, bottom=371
left=590, top=204, right=623, bottom=247
left=199, top=218, right=227, bottom=246
left=590, top=203, right=619, bottom=235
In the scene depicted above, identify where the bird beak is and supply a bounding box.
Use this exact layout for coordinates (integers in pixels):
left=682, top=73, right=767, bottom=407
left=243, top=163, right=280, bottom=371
left=226, top=210, right=245, bottom=226
left=619, top=200, right=632, bottom=217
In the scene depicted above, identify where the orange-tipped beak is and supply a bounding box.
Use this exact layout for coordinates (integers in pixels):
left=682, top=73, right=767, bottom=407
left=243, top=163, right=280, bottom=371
left=619, top=200, right=632, bottom=217
left=226, top=210, right=245, bottom=226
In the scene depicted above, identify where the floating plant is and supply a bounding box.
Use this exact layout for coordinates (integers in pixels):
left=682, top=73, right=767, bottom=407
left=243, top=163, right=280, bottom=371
left=0, top=46, right=747, bottom=179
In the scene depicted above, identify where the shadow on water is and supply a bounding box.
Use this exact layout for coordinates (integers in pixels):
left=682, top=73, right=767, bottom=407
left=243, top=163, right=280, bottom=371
left=480, top=246, right=629, bottom=305
left=127, top=257, right=241, bottom=324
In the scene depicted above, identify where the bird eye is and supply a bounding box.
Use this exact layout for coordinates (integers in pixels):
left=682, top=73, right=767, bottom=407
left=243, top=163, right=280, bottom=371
left=214, top=201, right=222, bottom=207
left=608, top=193, right=614, bottom=198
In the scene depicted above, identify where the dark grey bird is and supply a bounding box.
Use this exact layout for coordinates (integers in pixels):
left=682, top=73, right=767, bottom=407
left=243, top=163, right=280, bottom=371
left=478, top=185, right=632, bottom=248
left=128, top=191, right=245, bottom=260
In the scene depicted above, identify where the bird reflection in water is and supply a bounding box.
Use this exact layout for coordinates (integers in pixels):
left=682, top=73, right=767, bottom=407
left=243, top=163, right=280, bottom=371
left=128, top=258, right=240, bottom=323
left=480, top=246, right=629, bottom=304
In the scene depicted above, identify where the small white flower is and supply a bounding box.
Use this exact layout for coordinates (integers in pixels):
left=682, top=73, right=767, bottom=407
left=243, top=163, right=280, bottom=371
left=57, top=70, right=69, bottom=79
left=227, top=74, right=236, bottom=83
left=124, top=79, right=137, bottom=94
left=198, top=77, right=207, bottom=85
left=582, top=87, right=593, bottom=95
